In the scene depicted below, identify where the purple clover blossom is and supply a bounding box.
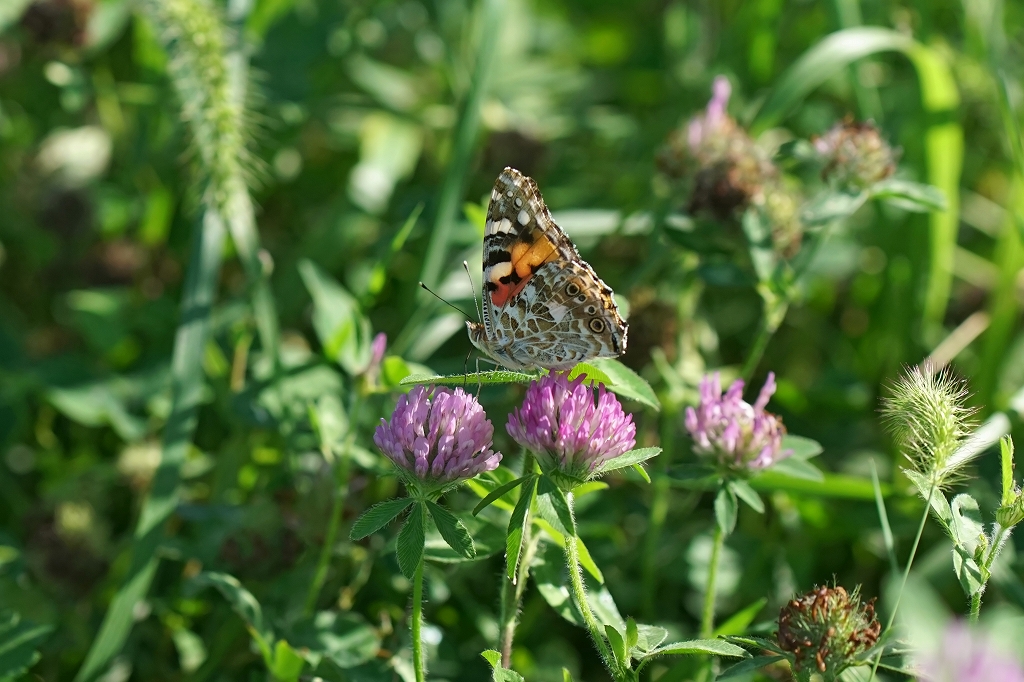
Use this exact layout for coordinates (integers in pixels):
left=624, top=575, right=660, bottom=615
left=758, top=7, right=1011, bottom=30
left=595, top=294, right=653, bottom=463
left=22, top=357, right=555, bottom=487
left=684, top=372, right=790, bottom=471
left=364, top=332, right=387, bottom=384
left=506, top=373, right=636, bottom=482
left=917, top=622, right=1024, bottom=682
left=687, top=75, right=732, bottom=150
left=374, top=385, right=502, bottom=486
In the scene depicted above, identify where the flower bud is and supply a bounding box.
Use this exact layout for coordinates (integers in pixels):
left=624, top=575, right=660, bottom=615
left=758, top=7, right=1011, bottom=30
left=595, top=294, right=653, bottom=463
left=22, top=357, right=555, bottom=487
left=814, top=118, right=898, bottom=189
left=776, top=585, right=880, bottom=679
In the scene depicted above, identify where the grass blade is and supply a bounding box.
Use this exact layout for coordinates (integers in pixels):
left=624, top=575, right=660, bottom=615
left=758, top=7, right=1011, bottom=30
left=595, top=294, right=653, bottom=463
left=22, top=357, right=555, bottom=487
left=75, top=206, right=227, bottom=682
left=871, top=461, right=898, bottom=576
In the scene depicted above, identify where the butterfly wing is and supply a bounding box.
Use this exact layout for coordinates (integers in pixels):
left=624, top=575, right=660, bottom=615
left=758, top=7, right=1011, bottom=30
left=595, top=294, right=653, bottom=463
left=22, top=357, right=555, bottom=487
left=476, top=167, right=627, bottom=370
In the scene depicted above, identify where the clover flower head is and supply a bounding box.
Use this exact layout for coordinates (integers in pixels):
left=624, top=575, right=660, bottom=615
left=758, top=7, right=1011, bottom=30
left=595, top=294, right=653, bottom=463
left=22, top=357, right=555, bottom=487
left=777, top=585, right=880, bottom=678
left=917, top=622, right=1024, bottom=682
left=374, top=385, right=501, bottom=488
left=506, top=373, right=636, bottom=484
left=684, top=372, right=789, bottom=471
left=814, top=118, right=898, bottom=189
left=687, top=75, right=733, bottom=150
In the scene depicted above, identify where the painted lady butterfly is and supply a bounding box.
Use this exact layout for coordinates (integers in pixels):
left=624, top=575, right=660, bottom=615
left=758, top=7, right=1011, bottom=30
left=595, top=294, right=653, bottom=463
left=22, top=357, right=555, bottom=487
left=466, top=167, right=628, bottom=370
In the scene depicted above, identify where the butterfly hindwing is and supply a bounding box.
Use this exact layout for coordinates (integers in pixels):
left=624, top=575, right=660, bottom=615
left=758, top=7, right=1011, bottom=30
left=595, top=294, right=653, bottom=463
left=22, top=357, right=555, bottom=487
left=468, top=167, right=627, bottom=370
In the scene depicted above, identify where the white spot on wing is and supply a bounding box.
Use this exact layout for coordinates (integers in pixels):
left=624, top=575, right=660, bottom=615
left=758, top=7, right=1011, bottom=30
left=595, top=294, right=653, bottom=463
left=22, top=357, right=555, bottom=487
left=488, top=262, right=512, bottom=281
left=517, top=209, right=530, bottom=226
left=514, top=197, right=523, bottom=207
left=497, top=218, right=513, bottom=233
left=547, top=302, right=568, bottom=323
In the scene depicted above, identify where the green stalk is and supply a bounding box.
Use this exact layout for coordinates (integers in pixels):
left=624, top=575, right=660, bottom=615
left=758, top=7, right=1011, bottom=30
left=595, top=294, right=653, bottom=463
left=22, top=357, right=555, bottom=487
left=412, top=556, right=427, bottom=682
left=700, top=525, right=725, bottom=637
left=868, top=483, right=936, bottom=681
left=564, top=492, right=617, bottom=677
left=416, top=0, right=503, bottom=291
left=304, top=454, right=351, bottom=615
left=75, top=206, right=227, bottom=682
left=641, top=413, right=675, bottom=618
left=75, top=3, right=261, bottom=678
left=969, top=592, right=982, bottom=624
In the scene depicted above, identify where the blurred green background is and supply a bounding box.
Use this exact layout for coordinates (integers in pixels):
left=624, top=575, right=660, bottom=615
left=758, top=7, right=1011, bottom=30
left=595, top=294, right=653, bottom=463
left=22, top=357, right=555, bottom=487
left=1, top=0, right=1023, bottom=680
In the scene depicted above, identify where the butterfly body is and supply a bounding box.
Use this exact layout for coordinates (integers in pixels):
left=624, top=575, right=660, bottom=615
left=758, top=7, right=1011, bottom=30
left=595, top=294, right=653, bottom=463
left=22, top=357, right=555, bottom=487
left=467, top=167, right=627, bottom=371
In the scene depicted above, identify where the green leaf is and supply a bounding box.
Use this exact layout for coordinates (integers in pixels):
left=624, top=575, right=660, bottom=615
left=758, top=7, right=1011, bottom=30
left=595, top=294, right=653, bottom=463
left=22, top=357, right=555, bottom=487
left=494, top=669, right=526, bottom=682
left=749, top=470, right=891, bottom=499
left=594, top=447, right=662, bottom=474
left=728, top=480, right=764, bottom=514
left=768, top=456, right=824, bottom=481
left=631, top=463, right=652, bottom=484
left=0, top=611, right=53, bottom=682
left=871, top=179, right=947, bottom=212
left=506, top=477, right=538, bottom=581
left=481, top=650, right=501, bottom=668
left=426, top=501, right=476, bottom=559
left=753, top=28, right=914, bottom=130
left=648, top=638, right=748, bottom=658
left=633, top=624, right=669, bottom=654
left=626, top=618, right=639, bottom=651
left=396, top=503, right=426, bottom=579
left=562, top=669, right=575, bottom=682
left=717, top=655, right=785, bottom=679
left=715, top=486, right=738, bottom=535
left=350, top=498, right=414, bottom=541
left=713, top=598, right=767, bottom=637
left=742, top=208, right=777, bottom=283
left=400, top=371, right=536, bottom=387
left=588, top=358, right=661, bottom=411
left=950, top=494, right=985, bottom=555
left=473, top=476, right=529, bottom=515
left=781, top=435, right=823, bottom=460
left=605, top=624, right=627, bottom=665
left=425, top=513, right=504, bottom=563
left=801, top=189, right=868, bottom=227
left=538, top=477, right=575, bottom=536
left=1001, top=436, right=1015, bottom=507
left=269, top=639, right=305, bottom=682
left=191, top=572, right=268, bottom=641
left=567, top=363, right=615, bottom=387
left=287, top=611, right=380, bottom=669
left=299, top=259, right=372, bottom=375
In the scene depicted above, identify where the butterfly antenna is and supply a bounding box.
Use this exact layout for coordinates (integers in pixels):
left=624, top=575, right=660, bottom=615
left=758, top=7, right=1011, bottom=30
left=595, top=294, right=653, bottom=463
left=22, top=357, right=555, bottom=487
left=463, top=260, right=482, bottom=322
left=418, top=282, right=472, bottom=319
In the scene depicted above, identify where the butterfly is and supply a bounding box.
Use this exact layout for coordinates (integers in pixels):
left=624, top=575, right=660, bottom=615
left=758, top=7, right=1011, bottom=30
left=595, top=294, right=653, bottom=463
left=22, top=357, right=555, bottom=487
left=466, top=167, right=628, bottom=370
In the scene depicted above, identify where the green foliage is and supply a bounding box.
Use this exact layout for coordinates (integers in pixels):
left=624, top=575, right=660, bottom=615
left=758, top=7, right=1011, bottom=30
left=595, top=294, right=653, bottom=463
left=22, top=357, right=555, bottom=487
left=4, top=0, right=1024, bottom=679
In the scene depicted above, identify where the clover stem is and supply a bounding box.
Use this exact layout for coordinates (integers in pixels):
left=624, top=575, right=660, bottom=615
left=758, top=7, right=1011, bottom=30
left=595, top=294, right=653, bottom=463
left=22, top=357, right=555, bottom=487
left=700, top=524, right=725, bottom=637
left=564, top=491, right=618, bottom=677
left=412, top=555, right=426, bottom=682
left=970, top=592, right=982, bottom=624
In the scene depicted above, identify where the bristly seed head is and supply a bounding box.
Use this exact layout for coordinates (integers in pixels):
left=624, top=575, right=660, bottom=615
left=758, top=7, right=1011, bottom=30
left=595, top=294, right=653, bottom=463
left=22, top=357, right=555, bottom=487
left=882, top=363, right=977, bottom=492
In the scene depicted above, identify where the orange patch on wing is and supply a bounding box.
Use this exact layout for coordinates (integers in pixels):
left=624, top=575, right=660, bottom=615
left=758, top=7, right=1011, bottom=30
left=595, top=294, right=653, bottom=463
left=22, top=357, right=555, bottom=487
left=489, top=235, right=558, bottom=308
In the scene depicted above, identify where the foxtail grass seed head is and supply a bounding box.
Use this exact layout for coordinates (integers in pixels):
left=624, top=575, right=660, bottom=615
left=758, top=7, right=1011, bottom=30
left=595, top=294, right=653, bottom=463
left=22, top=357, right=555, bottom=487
left=143, top=0, right=258, bottom=214
left=917, top=622, right=1024, bottom=682
left=776, top=585, right=880, bottom=679
left=506, top=373, right=636, bottom=485
left=684, top=372, right=790, bottom=472
left=374, top=385, right=502, bottom=491
left=882, top=364, right=976, bottom=491
left=814, top=118, right=898, bottom=189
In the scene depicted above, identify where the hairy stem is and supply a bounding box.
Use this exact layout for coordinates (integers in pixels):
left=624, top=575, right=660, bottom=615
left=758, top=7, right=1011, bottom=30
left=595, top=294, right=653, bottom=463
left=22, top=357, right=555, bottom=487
left=700, top=524, right=725, bottom=637
left=564, top=492, right=617, bottom=677
left=412, top=555, right=426, bottom=682
left=969, top=591, right=982, bottom=624
left=868, top=483, right=936, bottom=681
